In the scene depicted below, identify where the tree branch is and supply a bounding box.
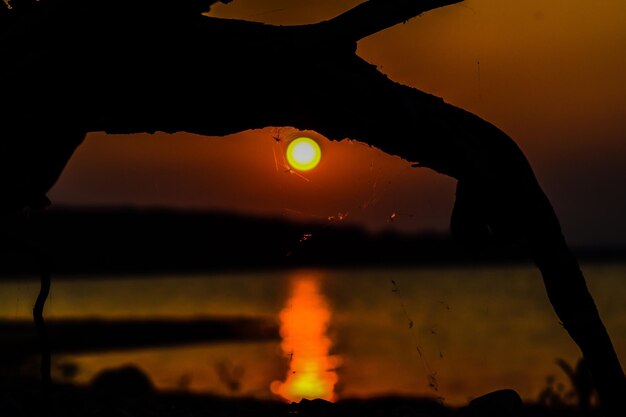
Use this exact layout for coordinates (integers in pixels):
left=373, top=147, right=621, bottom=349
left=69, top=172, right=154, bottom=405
left=321, top=0, right=463, bottom=41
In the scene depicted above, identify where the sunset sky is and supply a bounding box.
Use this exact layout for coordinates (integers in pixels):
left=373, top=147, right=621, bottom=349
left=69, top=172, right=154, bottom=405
left=49, top=0, right=626, bottom=245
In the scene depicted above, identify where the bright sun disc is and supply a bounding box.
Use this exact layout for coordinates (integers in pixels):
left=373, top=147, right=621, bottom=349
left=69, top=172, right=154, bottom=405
left=286, top=137, right=322, bottom=171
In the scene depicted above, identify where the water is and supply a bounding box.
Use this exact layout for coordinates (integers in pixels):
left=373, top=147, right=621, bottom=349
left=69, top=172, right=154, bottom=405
left=1, top=264, right=625, bottom=405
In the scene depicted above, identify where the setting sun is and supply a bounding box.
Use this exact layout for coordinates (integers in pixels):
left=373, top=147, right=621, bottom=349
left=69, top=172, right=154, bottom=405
left=286, top=137, right=322, bottom=171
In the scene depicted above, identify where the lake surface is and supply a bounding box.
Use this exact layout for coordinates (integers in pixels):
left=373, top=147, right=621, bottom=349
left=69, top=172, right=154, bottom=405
left=1, top=264, right=625, bottom=405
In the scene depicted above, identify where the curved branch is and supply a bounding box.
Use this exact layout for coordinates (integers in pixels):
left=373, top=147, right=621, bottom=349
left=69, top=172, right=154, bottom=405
left=320, top=0, right=462, bottom=41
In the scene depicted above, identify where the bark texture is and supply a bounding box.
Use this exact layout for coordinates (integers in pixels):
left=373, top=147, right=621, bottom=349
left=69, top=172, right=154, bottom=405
left=1, top=0, right=625, bottom=413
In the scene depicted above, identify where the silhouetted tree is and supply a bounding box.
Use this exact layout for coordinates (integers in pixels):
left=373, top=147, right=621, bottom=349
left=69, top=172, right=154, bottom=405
left=2, top=0, right=625, bottom=414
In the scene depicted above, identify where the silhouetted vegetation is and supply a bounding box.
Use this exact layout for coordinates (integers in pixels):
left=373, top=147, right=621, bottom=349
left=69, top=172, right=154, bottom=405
left=0, top=207, right=528, bottom=276
left=538, top=358, right=596, bottom=413
left=4, top=208, right=624, bottom=276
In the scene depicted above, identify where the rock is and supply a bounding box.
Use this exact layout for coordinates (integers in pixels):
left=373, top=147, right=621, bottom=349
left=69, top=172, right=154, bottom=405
left=458, top=389, right=523, bottom=417
left=0, top=397, right=22, bottom=417
left=91, top=365, right=154, bottom=398
left=292, top=398, right=337, bottom=417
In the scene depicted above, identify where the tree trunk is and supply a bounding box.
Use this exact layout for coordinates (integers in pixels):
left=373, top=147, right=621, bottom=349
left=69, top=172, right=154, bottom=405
left=2, top=0, right=624, bottom=413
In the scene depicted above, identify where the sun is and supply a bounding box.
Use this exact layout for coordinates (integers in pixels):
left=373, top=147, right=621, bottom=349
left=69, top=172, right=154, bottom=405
left=286, top=137, right=322, bottom=171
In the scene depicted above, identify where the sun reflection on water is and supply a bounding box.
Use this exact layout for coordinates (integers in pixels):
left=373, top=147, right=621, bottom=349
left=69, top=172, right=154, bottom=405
left=270, top=275, right=340, bottom=402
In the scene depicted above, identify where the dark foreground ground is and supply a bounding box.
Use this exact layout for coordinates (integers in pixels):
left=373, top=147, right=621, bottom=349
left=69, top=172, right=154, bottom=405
left=0, top=378, right=600, bottom=417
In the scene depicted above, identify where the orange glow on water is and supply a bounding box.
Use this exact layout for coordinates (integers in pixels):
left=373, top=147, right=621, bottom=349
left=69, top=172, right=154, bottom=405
left=270, top=276, right=340, bottom=402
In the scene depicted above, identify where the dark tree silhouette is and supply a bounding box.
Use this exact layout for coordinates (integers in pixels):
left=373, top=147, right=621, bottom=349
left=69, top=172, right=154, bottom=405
left=1, top=0, right=625, bottom=414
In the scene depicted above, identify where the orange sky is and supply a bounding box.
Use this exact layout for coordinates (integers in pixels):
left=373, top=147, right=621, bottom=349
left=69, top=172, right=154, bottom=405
left=49, top=0, right=626, bottom=244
